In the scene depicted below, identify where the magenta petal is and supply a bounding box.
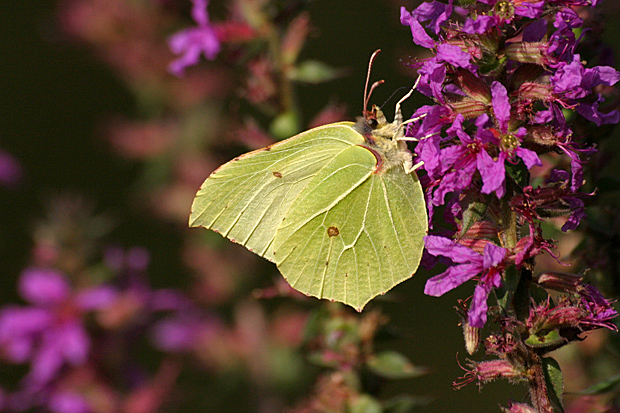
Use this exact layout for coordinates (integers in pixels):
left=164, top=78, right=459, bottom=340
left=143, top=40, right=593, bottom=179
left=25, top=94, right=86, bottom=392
left=191, top=0, right=209, bottom=27
left=401, top=8, right=435, bottom=49
left=515, top=147, right=542, bottom=169
left=462, top=15, right=496, bottom=34
left=437, top=43, right=471, bottom=69
left=477, top=149, right=506, bottom=197
left=590, top=65, right=620, bottom=87
left=439, top=145, right=467, bottom=173
left=58, top=322, right=90, bottom=365
left=424, top=263, right=481, bottom=296
left=415, top=134, right=441, bottom=179
left=482, top=243, right=506, bottom=269
left=515, top=1, right=544, bottom=19
left=424, top=235, right=481, bottom=263
left=432, top=160, right=476, bottom=206
left=411, top=0, right=453, bottom=34
left=491, top=82, right=510, bottom=132
left=18, top=268, right=70, bottom=306
left=468, top=281, right=494, bottom=328
left=76, top=287, right=118, bottom=311
left=0, top=307, right=51, bottom=338
left=27, top=339, right=64, bottom=384
left=168, top=28, right=220, bottom=76
left=48, top=391, right=90, bottom=413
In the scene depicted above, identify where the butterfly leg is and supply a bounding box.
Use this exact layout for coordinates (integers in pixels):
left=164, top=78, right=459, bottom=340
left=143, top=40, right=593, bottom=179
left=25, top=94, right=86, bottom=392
left=393, top=76, right=422, bottom=124
left=403, top=160, right=424, bottom=174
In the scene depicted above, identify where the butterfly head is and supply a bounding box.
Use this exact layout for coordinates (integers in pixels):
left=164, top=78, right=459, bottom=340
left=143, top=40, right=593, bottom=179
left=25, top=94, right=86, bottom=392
left=354, top=104, right=397, bottom=145
left=354, top=49, right=414, bottom=144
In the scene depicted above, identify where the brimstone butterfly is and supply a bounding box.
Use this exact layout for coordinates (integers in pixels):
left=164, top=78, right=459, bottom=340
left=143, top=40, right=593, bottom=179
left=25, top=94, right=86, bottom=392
left=190, top=51, right=427, bottom=310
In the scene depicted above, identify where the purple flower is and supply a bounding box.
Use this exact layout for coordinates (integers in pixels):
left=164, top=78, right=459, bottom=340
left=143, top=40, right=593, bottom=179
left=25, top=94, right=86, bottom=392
left=462, top=0, right=544, bottom=32
left=408, top=0, right=453, bottom=35
left=420, top=113, right=516, bottom=205
left=462, top=15, right=497, bottom=35
left=0, top=268, right=117, bottom=386
left=477, top=82, right=542, bottom=196
left=424, top=236, right=507, bottom=328
left=551, top=55, right=620, bottom=99
left=578, top=284, right=618, bottom=331
left=549, top=54, right=620, bottom=126
left=168, top=0, right=220, bottom=76
left=400, top=7, right=436, bottom=49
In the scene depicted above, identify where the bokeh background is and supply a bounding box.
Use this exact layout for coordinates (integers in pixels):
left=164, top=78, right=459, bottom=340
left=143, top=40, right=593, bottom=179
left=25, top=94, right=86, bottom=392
left=1, top=1, right=619, bottom=412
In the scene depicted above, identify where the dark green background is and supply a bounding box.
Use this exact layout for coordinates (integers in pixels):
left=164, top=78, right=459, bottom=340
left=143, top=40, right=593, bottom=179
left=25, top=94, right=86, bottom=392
left=1, top=1, right=619, bottom=412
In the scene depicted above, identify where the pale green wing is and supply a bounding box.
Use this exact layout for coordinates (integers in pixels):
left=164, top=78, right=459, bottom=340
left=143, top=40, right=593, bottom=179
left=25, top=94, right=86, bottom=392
left=189, top=122, right=363, bottom=262
left=272, top=145, right=428, bottom=310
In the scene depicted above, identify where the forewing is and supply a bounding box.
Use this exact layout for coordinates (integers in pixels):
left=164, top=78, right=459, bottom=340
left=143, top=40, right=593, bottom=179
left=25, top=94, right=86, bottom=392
left=272, top=145, right=428, bottom=310
left=190, top=123, right=362, bottom=261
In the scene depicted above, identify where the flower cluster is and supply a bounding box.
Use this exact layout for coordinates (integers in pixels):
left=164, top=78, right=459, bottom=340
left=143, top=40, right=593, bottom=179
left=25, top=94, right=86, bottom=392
left=402, top=0, right=619, bottom=410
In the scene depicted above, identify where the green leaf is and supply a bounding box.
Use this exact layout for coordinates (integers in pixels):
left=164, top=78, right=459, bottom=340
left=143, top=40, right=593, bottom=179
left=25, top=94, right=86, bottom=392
left=542, top=357, right=565, bottom=413
left=460, top=201, right=488, bottom=238
left=572, top=373, right=620, bottom=395
left=269, top=110, right=300, bottom=140
left=497, top=265, right=518, bottom=311
left=525, top=329, right=567, bottom=350
left=506, top=158, right=529, bottom=189
left=350, top=394, right=383, bottom=413
left=366, top=351, right=427, bottom=379
left=290, top=60, right=346, bottom=84
left=383, top=395, right=432, bottom=412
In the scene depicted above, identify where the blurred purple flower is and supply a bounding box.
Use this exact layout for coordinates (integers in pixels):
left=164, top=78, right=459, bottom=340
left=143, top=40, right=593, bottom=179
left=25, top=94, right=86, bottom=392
left=0, top=150, right=22, bottom=187
left=168, top=0, right=220, bottom=76
left=104, top=245, right=150, bottom=274
left=424, top=236, right=507, bottom=328
left=48, top=390, right=90, bottom=413
left=0, top=268, right=117, bottom=386
left=152, top=314, right=221, bottom=353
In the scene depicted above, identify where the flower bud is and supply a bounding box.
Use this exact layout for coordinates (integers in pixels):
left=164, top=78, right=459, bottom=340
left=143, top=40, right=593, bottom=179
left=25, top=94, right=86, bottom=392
left=537, top=272, right=581, bottom=292
left=448, top=98, right=488, bottom=119
left=476, top=359, right=522, bottom=382
left=454, top=359, right=523, bottom=389
left=510, top=64, right=545, bottom=89
left=463, top=322, right=480, bottom=355
left=454, top=68, right=492, bottom=104
left=525, top=125, right=561, bottom=148
left=501, top=402, right=537, bottom=413
left=517, top=82, right=554, bottom=103
left=505, top=42, right=549, bottom=65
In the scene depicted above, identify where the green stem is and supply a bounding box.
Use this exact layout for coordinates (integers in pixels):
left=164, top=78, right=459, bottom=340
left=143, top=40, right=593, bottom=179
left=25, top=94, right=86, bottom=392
left=498, top=196, right=518, bottom=250
left=266, top=23, right=295, bottom=114
left=528, top=361, right=555, bottom=413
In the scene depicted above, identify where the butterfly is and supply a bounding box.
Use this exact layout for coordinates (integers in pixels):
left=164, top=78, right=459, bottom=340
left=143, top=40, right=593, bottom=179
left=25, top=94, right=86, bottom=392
left=190, top=50, right=427, bottom=310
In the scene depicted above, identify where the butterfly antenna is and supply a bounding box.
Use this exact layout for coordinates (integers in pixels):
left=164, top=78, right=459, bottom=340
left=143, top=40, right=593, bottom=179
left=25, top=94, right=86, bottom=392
left=380, top=86, right=408, bottom=110
left=363, top=49, right=382, bottom=114
left=367, top=80, right=385, bottom=107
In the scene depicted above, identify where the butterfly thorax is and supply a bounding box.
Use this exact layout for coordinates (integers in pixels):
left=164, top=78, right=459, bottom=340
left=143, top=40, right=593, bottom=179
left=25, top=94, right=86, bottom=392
left=354, top=105, right=413, bottom=174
